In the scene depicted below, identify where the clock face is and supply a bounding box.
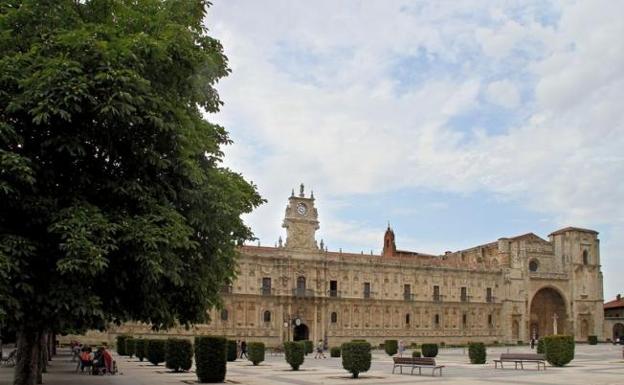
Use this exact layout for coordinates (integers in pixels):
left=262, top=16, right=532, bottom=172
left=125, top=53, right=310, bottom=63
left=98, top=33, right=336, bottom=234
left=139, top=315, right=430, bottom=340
left=296, top=203, right=307, bottom=216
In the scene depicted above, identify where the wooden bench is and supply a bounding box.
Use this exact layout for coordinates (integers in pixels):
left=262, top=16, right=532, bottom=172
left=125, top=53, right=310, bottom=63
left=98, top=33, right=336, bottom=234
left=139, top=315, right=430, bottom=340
left=392, top=357, right=445, bottom=376
left=494, top=353, right=546, bottom=370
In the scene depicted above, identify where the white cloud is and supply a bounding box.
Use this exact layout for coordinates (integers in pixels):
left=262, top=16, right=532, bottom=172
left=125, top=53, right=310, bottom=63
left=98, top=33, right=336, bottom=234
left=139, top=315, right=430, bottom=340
left=485, top=80, right=521, bottom=108
left=208, top=0, right=624, bottom=298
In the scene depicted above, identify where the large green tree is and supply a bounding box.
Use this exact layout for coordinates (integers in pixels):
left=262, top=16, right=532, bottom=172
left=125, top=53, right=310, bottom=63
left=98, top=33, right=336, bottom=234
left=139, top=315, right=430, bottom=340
left=0, top=1, right=263, bottom=384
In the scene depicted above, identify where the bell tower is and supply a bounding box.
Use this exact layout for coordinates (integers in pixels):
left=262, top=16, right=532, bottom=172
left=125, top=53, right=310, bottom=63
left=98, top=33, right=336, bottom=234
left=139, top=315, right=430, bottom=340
left=282, top=184, right=319, bottom=249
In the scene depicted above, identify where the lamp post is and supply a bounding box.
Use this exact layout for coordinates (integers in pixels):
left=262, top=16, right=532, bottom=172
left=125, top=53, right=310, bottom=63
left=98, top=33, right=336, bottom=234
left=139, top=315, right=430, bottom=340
left=283, top=320, right=290, bottom=342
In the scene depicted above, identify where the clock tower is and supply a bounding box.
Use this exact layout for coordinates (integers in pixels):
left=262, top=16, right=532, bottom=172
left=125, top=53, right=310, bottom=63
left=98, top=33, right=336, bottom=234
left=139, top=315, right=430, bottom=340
left=282, top=184, right=319, bottom=249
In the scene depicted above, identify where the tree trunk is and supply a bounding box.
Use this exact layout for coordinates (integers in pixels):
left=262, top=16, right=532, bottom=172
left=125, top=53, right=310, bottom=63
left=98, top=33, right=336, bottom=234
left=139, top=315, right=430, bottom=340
left=38, top=332, right=48, bottom=384
left=13, top=330, right=41, bottom=385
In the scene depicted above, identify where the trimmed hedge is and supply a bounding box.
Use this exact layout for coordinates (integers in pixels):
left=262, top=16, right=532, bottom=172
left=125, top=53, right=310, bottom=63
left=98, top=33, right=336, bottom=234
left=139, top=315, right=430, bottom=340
left=421, top=343, right=438, bottom=357
left=303, top=340, right=313, bottom=355
left=330, top=347, right=341, bottom=357
left=195, top=336, right=227, bottom=383
left=125, top=337, right=136, bottom=358
left=135, top=339, right=147, bottom=362
left=468, top=342, right=486, bottom=364
left=116, top=335, right=129, bottom=356
left=341, top=341, right=371, bottom=378
left=543, top=335, right=575, bottom=367
left=384, top=340, right=398, bottom=356
left=588, top=335, right=598, bottom=345
left=166, top=338, right=193, bottom=372
left=248, top=342, right=265, bottom=366
left=537, top=338, right=545, bottom=354
left=147, top=339, right=166, bottom=366
left=284, top=341, right=305, bottom=371
left=227, top=340, right=237, bottom=361
left=412, top=350, right=421, bottom=358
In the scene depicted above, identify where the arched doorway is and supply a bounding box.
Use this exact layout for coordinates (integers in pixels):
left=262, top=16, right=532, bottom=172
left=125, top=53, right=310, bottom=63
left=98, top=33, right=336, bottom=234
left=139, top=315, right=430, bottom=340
left=613, top=323, right=624, bottom=341
left=293, top=323, right=309, bottom=341
left=530, top=287, right=567, bottom=338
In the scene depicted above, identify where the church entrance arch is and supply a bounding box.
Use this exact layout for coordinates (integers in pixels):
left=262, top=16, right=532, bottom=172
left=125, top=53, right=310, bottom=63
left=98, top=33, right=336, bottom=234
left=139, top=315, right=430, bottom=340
left=293, top=323, right=309, bottom=341
left=613, top=323, right=624, bottom=341
left=530, top=287, right=567, bottom=338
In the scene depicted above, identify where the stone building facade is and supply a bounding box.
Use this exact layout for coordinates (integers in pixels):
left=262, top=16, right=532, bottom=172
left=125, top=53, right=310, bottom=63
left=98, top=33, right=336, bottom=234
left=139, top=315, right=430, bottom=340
left=603, top=294, right=624, bottom=342
left=100, top=185, right=604, bottom=347
left=199, top=186, right=604, bottom=347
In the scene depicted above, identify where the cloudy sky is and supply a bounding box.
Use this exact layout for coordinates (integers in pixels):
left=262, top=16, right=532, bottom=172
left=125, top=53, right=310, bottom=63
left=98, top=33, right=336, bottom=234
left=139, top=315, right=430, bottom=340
left=206, top=0, right=623, bottom=299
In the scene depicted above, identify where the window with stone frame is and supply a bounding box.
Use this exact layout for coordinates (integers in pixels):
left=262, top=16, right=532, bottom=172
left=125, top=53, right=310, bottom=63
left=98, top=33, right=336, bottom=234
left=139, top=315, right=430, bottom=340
left=331, top=312, right=338, bottom=323
left=263, top=310, right=271, bottom=323
left=220, top=309, right=228, bottom=321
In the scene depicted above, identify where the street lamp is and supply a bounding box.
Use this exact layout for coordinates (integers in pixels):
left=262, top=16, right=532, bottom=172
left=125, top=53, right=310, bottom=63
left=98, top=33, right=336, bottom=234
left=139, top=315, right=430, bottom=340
left=283, top=320, right=290, bottom=342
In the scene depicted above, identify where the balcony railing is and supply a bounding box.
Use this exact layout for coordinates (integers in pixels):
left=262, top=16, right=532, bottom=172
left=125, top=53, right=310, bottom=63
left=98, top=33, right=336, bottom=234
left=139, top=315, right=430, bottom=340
left=363, top=291, right=376, bottom=299
left=403, top=293, right=415, bottom=301
left=260, top=287, right=272, bottom=296
left=328, top=289, right=341, bottom=298
left=292, top=288, right=315, bottom=298
left=460, top=295, right=471, bottom=303
left=221, top=285, right=233, bottom=294
left=433, top=294, right=444, bottom=302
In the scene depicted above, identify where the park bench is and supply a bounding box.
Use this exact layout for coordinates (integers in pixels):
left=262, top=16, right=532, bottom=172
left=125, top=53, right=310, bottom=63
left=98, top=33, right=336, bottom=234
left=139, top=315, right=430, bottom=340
left=494, top=353, right=546, bottom=370
left=392, top=356, right=445, bottom=376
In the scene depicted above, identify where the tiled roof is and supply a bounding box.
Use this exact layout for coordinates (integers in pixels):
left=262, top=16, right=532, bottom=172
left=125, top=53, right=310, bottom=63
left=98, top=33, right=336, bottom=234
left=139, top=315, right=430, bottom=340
left=604, top=296, right=624, bottom=310
left=549, top=226, right=598, bottom=236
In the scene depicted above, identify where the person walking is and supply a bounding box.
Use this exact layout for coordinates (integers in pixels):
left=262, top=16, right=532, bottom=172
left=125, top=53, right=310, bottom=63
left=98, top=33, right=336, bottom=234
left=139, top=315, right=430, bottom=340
left=240, top=340, right=248, bottom=359
left=398, top=340, right=405, bottom=357
left=314, top=340, right=326, bottom=359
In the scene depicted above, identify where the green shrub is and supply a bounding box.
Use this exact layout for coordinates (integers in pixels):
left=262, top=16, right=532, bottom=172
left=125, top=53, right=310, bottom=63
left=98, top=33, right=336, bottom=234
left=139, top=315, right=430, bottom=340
left=543, top=335, right=575, bottom=367
left=227, top=340, right=237, bottom=361
left=440, top=342, right=446, bottom=347
left=351, top=339, right=366, bottom=342
left=341, top=341, right=371, bottom=378
left=146, top=339, right=166, bottom=366
left=135, top=339, right=147, bottom=362
left=302, top=340, right=313, bottom=355
left=384, top=340, right=398, bottom=356
left=412, top=350, right=421, bottom=358
left=517, top=340, right=523, bottom=345
left=116, top=335, right=129, bottom=356
left=247, top=342, right=265, bottom=366
left=588, top=335, right=598, bottom=345
left=284, top=341, right=305, bottom=371
left=165, top=338, right=193, bottom=372
left=409, top=342, right=418, bottom=349
left=330, top=347, right=341, bottom=357
left=468, top=342, right=486, bottom=364
left=125, top=337, right=136, bottom=358
left=421, top=343, right=438, bottom=357
left=537, top=338, right=545, bottom=354
left=195, top=336, right=227, bottom=383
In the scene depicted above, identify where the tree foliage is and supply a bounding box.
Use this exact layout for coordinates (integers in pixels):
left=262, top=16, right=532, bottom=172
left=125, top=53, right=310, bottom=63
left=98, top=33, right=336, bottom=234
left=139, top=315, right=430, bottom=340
left=0, top=1, right=263, bottom=384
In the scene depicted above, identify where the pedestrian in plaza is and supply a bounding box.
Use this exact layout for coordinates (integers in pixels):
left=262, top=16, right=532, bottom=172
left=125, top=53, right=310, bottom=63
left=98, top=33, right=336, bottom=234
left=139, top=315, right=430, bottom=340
left=314, top=340, right=326, bottom=359
left=240, top=340, right=248, bottom=359
left=398, top=340, right=405, bottom=357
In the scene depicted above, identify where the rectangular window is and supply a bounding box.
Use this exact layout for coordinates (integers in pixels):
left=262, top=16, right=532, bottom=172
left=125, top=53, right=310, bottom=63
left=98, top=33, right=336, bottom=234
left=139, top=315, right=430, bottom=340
left=488, top=314, right=493, bottom=326
left=486, top=288, right=493, bottom=303
left=404, top=284, right=412, bottom=301
left=262, top=277, right=271, bottom=295
left=433, top=285, right=440, bottom=302
left=462, top=313, right=467, bottom=326
left=363, top=282, right=371, bottom=299
left=329, top=280, right=338, bottom=297
left=434, top=314, right=440, bottom=326
left=460, top=287, right=467, bottom=302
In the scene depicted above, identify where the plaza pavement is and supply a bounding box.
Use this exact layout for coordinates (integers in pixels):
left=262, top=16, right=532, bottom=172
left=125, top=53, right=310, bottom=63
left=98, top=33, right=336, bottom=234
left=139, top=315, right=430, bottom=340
left=1, top=344, right=622, bottom=385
